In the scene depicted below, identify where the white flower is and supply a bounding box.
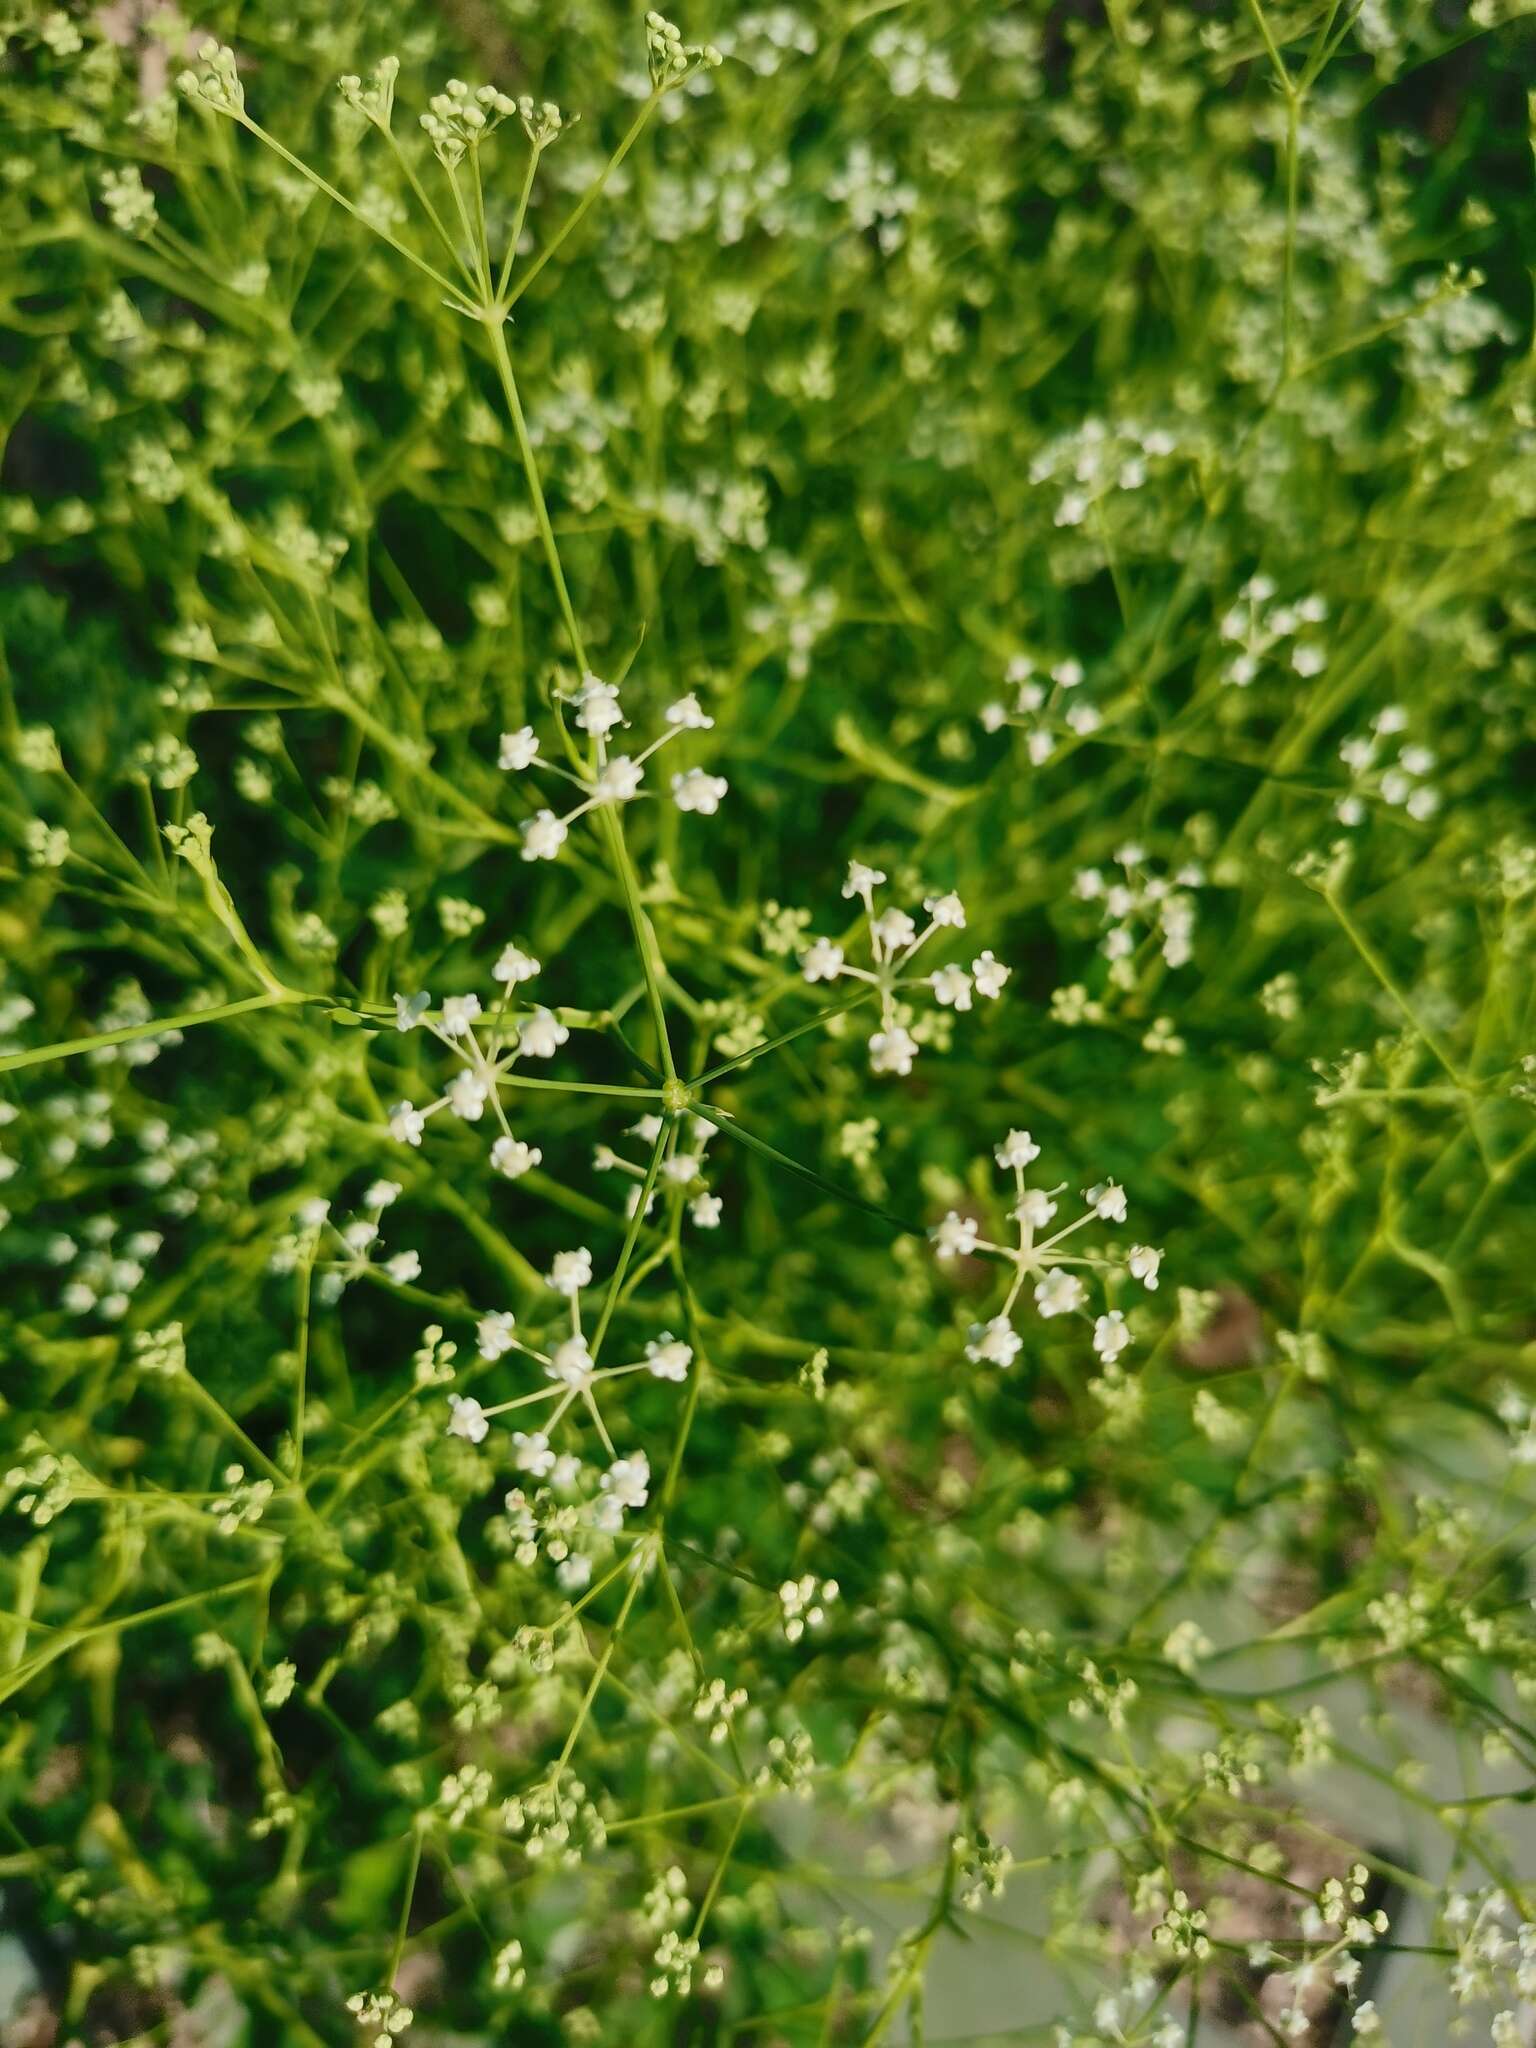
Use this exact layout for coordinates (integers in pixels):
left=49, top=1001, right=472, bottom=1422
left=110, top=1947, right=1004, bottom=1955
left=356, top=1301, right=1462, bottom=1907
left=645, top=1334, right=692, bottom=1381
left=868, top=1025, right=919, bottom=1075
left=1015, top=1187, right=1056, bottom=1228
left=491, top=1135, right=542, bottom=1179
left=932, top=1210, right=979, bottom=1260
left=394, top=990, right=431, bottom=1032
left=665, top=694, right=714, bottom=729
left=980, top=701, right=1007, bottom=732
left=364, top=1180, right=402, bottom=1210
left=521, top=809, right=568, bottom=862
left=499, top=726, right=540, bottom=770
left=995, top=1129, right=1040, bottom=1170
left=843, top=859, right=887, bottom=901
left=593, top=755, right=644, bottom=803
left=574, top=674, right=624, bottom=738
left=1127, top=1243, right=1162, bottom=1290
left=800, top=938, right=844, bottom=983
left=870, top=906, right=916, bottom=952
left=929, top=964, right=973, bottom=1011
left=1087, top=1180, right=1127, bottom=1223
left=448, top=1070, right=488, bottom=1121
left=547, top=1335, right=594, bottom=1388
left=512, top=1430, right=555, bottom=1476
left=690, top=1192, right=723, bottom=1228
left=440, top=994, right=482, bottom=1037
left=447, top=1394, right=488, bottom=1443
left=972, top=950, right=1009, bottom=998
left=1034, top=1269, right=1085, bottom=1317
left=518, top=1007, right=569, bottom=1059
left=478, top=1310, right=517, bottom=1359
left=493, top=944, right=540, bottom=985
left=1093, top=1310, right=1131, bottom=1362
left=389, top=1101, right=426, bottom=1146
left=384, top=1250, right=421, bottom=1285
left=966, top=1315, right=1021, bottom=1367
left=547, top=1247, right=592, bottom=1296
left=923, top=891, right=966, bottom=928
left=672, top=767, right=728, bottom=814
left=601, top=1451, right=650, bottom=1511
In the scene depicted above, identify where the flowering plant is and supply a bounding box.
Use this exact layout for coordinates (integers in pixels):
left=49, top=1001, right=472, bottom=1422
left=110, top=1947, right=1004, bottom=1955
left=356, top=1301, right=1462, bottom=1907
left=2, top=4, right=1536, bottom=2046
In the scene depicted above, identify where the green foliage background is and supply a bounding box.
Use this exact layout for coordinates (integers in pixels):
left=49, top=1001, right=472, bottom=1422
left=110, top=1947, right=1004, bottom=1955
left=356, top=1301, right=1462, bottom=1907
left=3, top=1, right=1536, bottom=2043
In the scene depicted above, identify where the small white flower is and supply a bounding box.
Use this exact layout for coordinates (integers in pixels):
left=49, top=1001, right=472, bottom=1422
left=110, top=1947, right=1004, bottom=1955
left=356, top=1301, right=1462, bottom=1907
left=447, top=1393, right=488, bottom=1443
left=499, top=726, right=540, bottom=770
left=448, top=1070, right=489, bottom=1121
left=1087, top=1180, right=1127, bottom=1223
left=1093, top=1310, right=1131, bottom=1362
left=690, top=1191, right=723, bottom=1228
left=672, top=767, right=729, bottom=814
left=870, top=906, right=916, bottom=953
left=491, top=1135, right=542, bottom=1179
left=800, top=938, right=845, bottom=983
left=923, top=891, right=966, bottom=928
left=966, top=1315, right=1021, bottom=1367
left=478, top=1310, right=517, bottom=1359
left=593, top=754, right=645, bottom=803
left=547, top=1247, right=592, bottom=1296
left=440, top=994, right=482, bottom=1037
left=1034, top=1269, right=1085, bottom=1317
left=389, top=1101, right=426, bottom=1146
left=1016, top=1192, right=1054, bottom=1233
left=1127, top=1244, right=1162, bottom=1290
left=645, top=1334, right=693, bottom=1381
left=995, top=1129, right=1040, bottom=1170
left=602, top=1451, right=651, bottom=1511
left=547, top=1335, right=594, bottom=1388
left=842, top=859, right=886, bottom=901
left=574, top=674, right=624, bottom=738
left=364, top=1180, right=402, bottom=1210
left=932, top=1211, right=980, bottom=1260
left=868, top=1025, right=919, bottom=1075
left=492, top=944, right=540, bottom=985
left=521, top=809, right=568, bottom=862
left=665, top=694, right=714, bottom=729
left=518, top=1007, right=569, bottom=1059
left=929, top=964, right=973, bottom=1011
left=512, top=1430, right=555, bottom=1476
left=384, top=1250, right=421, bottom=1285
left=394, top=991, right=431, bottom=1033
left=972, top=950, right=1009, bottom=998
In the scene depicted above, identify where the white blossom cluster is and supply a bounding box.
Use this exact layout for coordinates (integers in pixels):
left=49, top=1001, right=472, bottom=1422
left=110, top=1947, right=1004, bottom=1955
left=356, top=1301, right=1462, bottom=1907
left=269, top=1180, right=422, bottom=1301
left=1027, top=415, right=1180, bottom=531
left=931, top=1131, right=1162, bottom=1374
left=439, top=1245, right=695, bottom=1573
left=1219, top=574, right=1329, bottom=688
left=1072, top=841, right=1204, bottom=979
left=500, top=677, right=726, bottom=863
left=383, top=962, right=558, bottom=1173
left=797, top=860, right=1008, bottom=1077
left=980, top=653, right=1103, bottom=762
left=1335, top=704, right=1440, bottom=825
left=596, top=1112, right=723, bottom=1232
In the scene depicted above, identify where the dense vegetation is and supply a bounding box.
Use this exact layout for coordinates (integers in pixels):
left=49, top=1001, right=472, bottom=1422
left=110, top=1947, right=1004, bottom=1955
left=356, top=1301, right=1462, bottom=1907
left=3, top=2, right=1536, bottom=2042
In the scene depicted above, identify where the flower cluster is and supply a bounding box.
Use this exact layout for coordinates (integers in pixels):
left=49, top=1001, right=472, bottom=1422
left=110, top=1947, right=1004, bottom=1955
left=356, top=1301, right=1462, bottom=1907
left=797, top=861, right=1008, bottom=1077
left=501, top=680, right=725, bottom=863
left=1219, top=575, right=1329, bottom=689
left=932, top=1131, right=1161, bottom=1373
